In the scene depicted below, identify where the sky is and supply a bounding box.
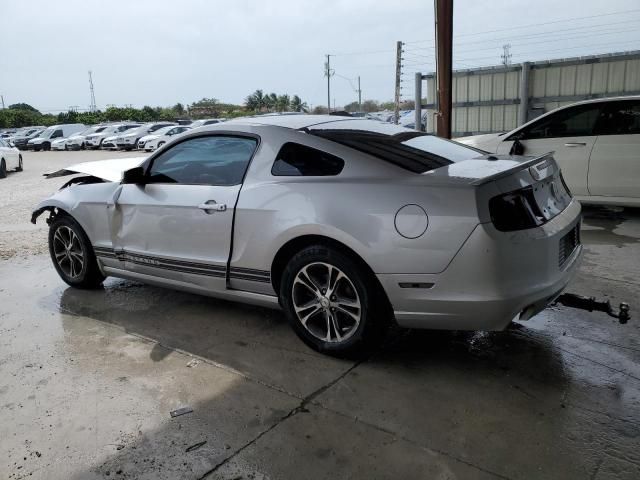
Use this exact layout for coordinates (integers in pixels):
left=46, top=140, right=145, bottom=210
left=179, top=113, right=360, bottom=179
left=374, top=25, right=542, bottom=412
left=1, top=0, right=639, bottom=113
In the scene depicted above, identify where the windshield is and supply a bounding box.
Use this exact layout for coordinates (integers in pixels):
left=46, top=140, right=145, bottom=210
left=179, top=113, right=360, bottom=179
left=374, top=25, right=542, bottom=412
left=308, top=120, right=485, bottom=173
left=117, top=124, right=140, bottom=132
left=39, top=127, right=55, bottom=139
left=154, top=126, right=174, bottom=136
left=149, top=124, right=173, bottom=133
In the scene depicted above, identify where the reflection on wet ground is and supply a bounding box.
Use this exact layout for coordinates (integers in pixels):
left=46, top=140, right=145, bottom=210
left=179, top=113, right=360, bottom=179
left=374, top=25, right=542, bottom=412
left=581, top=205, right=640, bottom=247
left=1, top=205, right=640, bottom=479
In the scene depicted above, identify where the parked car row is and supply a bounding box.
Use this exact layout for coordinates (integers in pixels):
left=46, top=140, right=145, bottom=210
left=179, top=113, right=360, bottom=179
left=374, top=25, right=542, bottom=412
left=6, top=118, right=224, bottom=152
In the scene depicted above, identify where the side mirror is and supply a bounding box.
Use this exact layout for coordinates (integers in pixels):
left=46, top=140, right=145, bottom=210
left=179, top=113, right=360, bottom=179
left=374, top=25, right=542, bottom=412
left=122, top=166, right=146, bottom=184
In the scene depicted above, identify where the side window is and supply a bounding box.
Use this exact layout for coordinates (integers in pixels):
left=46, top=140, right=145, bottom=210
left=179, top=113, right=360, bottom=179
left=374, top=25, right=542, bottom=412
left=147, top=135, right=257, bottom=186
left=272, top=142, right=345, bottom=176
left=51, top=129, right=64, bottom=139
left=515, top=105, right=603, bottom=140
left=596, top=101, right=640, bottom=135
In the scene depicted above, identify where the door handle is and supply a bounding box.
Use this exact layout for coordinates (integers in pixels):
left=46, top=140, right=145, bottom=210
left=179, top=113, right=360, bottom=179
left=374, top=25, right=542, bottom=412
left=198, top=201, right=227, bottom=212
left=564, top=142, right=586, bottom=147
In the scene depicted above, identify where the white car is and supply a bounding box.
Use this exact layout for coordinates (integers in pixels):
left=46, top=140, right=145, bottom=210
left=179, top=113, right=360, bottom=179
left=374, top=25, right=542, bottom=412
left=51, top=137, right=73, bottom=151
left=0, top=138, right=23, bottom=178
left=189, top=118, right=224, bottom=128
left=101, top=134, right=122, bottom=150
left=116, top=122, right=176, bottom=151
left=140, top=125, right=191, bottom=151
left=85, top=124, right=140, bottom=150
left=456, top=96, right=640, bottom=207
left=66, top=126, right=108, bottom=150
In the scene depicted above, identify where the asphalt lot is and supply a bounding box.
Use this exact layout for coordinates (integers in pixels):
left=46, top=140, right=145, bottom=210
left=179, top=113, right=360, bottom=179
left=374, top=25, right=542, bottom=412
left=1, top=151, right=639, bottom=479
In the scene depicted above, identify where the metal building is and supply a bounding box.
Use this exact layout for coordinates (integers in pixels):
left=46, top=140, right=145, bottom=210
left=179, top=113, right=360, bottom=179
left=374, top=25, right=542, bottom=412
left=415, top=50, right=640, bottom=137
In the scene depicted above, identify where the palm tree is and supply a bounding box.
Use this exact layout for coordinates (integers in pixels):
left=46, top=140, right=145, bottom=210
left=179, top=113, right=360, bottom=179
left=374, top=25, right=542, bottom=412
left=277, top=94, right=290, bottom=112
left=290, top=95, right=308, bottom=113
left=266, top=93, right=278, bottom=112
left=245, top=89, right=265, bottom=112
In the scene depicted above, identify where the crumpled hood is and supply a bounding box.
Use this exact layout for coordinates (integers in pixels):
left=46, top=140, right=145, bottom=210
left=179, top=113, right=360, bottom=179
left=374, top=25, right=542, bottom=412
left=455, top=132, right=505, bottom=152
left=45, top=157, right=147, bottom=182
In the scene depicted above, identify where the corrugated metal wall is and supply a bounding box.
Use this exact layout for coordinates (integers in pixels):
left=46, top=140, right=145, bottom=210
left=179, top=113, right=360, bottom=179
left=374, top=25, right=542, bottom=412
left=421, top=51, right=640, bottom=136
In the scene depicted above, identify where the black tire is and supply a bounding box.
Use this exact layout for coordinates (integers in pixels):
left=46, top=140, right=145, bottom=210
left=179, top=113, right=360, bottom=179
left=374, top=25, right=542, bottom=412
left=280, top=245, right=389, bottom=356
left=158, top=141, right=165, bottom=149
left=48, top=215, right=105, bottom=289
left=34, top=146, right=41, bottom=152
left=42, top=142, right=51, bottom=151
left=0, top=159, right=6, bottom=179
left=15, top=156, right=23, bottom=172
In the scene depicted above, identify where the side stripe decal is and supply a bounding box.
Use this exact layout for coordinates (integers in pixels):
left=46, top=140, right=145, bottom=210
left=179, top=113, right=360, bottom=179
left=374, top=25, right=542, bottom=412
left=93, top=246, right=270, bottom=283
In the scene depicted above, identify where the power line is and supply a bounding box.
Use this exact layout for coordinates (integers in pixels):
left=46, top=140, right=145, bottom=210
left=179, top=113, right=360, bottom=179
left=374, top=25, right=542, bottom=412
left=404, top=8, right=640, bottom=43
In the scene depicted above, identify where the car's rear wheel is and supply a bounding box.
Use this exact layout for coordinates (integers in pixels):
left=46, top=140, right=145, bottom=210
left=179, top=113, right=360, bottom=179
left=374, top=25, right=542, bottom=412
left=42, top=142, right=51, bottom=151
left=15, top=156, right=23, bottom=172
left=0, top=159, right=6, bottom=178
left=280, top=245, right=389, bottom=356
left=48, top=215, right=105, bottom=289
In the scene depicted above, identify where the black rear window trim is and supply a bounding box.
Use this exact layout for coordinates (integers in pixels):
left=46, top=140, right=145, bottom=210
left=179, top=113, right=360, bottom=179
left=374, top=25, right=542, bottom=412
left=306, top=129, right=455, bottom=174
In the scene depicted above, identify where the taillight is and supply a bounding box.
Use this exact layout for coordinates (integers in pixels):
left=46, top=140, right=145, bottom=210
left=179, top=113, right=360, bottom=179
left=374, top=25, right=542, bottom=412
left=489, top=186, right=546, bottom=232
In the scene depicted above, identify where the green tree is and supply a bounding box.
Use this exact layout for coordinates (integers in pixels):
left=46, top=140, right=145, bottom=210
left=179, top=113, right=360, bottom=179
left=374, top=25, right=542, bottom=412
left=362, top=100, right=380, bottom=113
left=277, top=94, right=290, bottom=112
left=289, top=95, right=308, bottom=112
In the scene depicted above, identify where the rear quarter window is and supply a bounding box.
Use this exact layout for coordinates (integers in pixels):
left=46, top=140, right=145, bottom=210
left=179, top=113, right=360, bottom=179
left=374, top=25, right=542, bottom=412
left=272, top=142, right=345, bottom=176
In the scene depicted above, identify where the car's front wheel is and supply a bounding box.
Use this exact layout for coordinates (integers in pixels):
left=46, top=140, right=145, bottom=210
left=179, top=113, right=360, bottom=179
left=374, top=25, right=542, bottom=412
left=0, top=159, right=6, bottom=179
left=280, top=245, right=389, bottom=356
left=48, top=215, right=105, bottom=289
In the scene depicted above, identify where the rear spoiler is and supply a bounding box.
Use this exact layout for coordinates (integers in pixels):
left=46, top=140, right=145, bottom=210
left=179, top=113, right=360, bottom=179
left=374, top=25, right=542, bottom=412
left=470, top=152, right=555, bottom=186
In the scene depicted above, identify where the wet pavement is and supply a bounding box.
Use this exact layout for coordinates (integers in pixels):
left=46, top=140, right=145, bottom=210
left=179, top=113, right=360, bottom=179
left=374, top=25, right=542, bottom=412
left=1, top=153, right=639, bottom=479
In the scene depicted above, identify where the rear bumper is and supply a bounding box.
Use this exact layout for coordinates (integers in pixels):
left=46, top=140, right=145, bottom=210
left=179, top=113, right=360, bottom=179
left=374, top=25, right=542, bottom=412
left=379, top=200, right=582, bottom=331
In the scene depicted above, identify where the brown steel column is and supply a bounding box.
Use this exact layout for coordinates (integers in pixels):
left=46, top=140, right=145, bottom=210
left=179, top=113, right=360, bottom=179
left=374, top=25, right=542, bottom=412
left=434, top=0, right=453, bottom=138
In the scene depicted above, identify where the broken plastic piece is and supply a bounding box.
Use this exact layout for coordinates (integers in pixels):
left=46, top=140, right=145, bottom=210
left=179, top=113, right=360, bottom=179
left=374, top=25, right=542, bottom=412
left=170, top=406, right=193, bottom=418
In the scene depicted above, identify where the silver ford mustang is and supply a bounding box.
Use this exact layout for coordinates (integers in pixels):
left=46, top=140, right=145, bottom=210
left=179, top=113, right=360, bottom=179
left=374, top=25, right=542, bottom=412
left=32, top=115, right=582, bottom=354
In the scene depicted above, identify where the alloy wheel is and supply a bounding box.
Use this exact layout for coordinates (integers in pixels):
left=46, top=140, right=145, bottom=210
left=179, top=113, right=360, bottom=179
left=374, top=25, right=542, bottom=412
left=292, top=262, right=361, bottom=343
left=52, top=226, right=85, bottom=278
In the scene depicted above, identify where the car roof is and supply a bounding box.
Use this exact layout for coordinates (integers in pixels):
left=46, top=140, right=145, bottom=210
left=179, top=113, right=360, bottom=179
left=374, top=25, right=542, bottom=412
left=566, top=95, right=640, bottom=106
left=224, top=114, right=366, bottom=130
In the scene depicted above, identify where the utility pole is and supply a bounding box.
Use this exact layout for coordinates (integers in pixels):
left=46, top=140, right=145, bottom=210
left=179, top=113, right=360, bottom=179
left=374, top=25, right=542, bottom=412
left=357, top=76, right=362, bottom=112
left=88, top=71, right=97, bottom=113
left=394, top=41, right=403, bottom=124
left=434, top=0, right=453, bottom=138
left=324, top=55, right=334, bottom=113
left=501, top=44, right=512, bottom=66
left=0, top=95, right=5, bottom=109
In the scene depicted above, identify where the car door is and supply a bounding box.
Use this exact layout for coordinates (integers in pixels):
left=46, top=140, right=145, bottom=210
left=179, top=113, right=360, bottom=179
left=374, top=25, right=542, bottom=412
left=110, top=134, right=259, bottom=292
left=588, top=99, right=640, bottom=199
left=496, top=103, right=605, bottom=196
